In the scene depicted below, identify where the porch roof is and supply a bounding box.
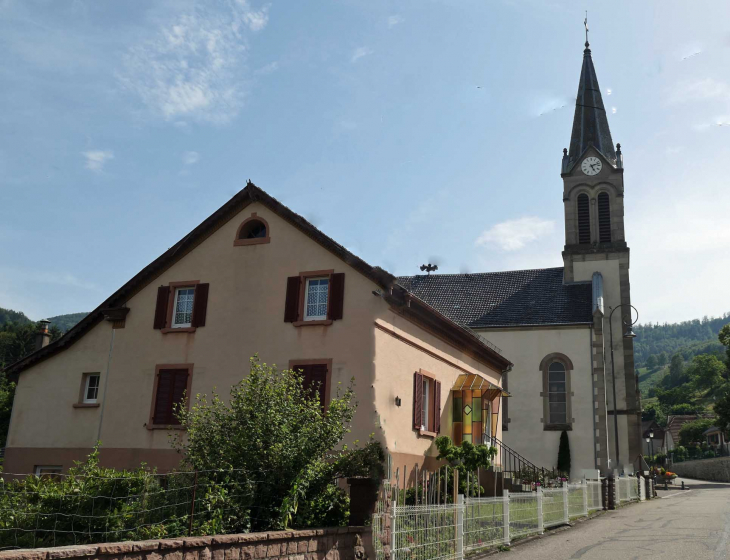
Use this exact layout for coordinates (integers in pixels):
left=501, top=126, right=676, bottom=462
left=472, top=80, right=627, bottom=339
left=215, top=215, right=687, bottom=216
left=451, top=373, right=510, bottom=397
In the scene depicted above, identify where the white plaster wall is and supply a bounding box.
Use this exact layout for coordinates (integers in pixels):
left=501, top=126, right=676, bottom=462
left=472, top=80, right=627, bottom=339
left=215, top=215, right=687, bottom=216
left=474, top=326, right=594, bottom=480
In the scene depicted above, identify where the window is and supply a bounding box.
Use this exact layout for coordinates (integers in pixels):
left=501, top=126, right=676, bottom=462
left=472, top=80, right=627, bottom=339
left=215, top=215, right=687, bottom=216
left=172, top=287, right=195, bottom=327
left=290, top=360, right=332, bottom=410
left=540, top=353, right=573, bottom=430
left=597, top=192, right=611, bottom=242
left=413, top=370, right=441, bottom=435
left=35, top=466, right=62, bottom=479
left=84, top=374, right=100, bottom=403
left=153, top=282, right=209, bottom=331
left=304, top=278, right=329, bottom=320
left=577, top=193, right=591, bottom=244
left=149, top=365, right=193, bottom=428
left=284, top=271, right=345, bottom=325
left=547, top=362, right=567, bottom=424
left=234, top=213, right=271, bottom=246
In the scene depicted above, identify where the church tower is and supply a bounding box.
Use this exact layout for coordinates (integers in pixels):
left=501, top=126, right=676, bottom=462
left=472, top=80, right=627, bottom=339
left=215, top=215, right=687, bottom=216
left=561, top=37, right=642, bottom=472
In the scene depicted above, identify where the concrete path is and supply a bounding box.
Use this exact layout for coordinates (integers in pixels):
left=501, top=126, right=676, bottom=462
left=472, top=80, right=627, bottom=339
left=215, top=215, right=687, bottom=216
left=500, top=478, right=730, bottom=559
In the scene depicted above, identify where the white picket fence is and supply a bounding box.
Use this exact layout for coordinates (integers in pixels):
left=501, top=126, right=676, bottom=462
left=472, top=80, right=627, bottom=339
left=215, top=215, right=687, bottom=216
left=376, top=477, right=645, bottom=560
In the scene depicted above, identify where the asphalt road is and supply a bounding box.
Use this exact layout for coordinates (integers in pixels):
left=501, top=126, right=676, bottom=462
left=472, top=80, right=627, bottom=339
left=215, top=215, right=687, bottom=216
left=500, top=478, right=730, bottom=560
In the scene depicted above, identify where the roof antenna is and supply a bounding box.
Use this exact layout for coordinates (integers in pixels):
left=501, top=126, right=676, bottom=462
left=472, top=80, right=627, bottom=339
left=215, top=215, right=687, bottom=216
left=420, top=263, right=438, bottom=276
left=584, top=11, right=589, bottom=49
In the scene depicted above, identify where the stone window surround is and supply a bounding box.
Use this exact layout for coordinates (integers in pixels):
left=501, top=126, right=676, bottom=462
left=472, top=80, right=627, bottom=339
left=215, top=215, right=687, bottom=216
left=569, top=184, right=618, bottom=246
left=539, top=352, right=575, bottom=431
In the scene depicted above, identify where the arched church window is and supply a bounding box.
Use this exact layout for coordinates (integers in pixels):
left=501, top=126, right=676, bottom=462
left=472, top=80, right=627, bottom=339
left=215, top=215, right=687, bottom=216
left=577, top=194, right=590, bottom=244
left=540, top=353, right=573, bottom=430
left=234, top=213, right=271, bottom=246
left=597, top=192, right=611, bottom=243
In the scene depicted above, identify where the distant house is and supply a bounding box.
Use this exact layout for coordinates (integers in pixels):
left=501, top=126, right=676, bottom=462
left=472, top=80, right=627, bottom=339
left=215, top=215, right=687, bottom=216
left=663, top=414, right=715, bottom=451
left=703, top=426, right=727, bottom=450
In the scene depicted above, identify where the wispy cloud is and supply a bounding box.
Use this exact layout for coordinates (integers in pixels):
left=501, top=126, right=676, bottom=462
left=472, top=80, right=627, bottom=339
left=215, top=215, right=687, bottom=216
left=255, top=61, right=278, bottom=75
left=82, top=150, right=114, bottom=172
left=667, top=78, right=730, bottom=105
left=117, top=1, right=269, bottom=125
left=351, top=47, right=374, bottom=63
left=475, top=217, right=554, bottom=251
left=388, top=15, right=404, bottom=27
left=182, top=151, right=200, bottom=165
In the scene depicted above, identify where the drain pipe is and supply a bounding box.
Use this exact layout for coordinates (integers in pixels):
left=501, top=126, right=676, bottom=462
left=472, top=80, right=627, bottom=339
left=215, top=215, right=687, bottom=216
left=97, top=307, right=129, bottom=443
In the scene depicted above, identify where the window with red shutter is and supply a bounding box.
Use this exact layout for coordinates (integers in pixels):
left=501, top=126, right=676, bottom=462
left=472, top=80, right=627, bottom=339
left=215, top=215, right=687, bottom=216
left=292, top=363, right=329, bottom=409
left=434, top=380, right=441, bottom=434
left=413, top=371, right=423, bottom=430
left=191, top=283, right=209, bottom=327
left=328, top=273, right=345, bottom=320
left=152, top=369, right=189, bottom=426
left=154, top=286, right=170, bottom=329
left=284, top=276, right=301, bottom=322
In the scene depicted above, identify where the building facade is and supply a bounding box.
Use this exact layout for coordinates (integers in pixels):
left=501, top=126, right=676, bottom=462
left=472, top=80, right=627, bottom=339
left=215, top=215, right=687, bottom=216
left=4, top=185, right=511, bottom=477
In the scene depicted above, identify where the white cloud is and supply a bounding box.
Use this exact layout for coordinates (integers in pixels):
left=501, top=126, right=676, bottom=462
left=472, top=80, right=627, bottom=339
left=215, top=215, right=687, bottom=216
left=351, top=47, right=374, bottom=63
left=668, top=78, right=730, bottom=105
left=182, top=151, right=200, bottom=165
left=118, top=1, right=269, bottom=124
left=388, top=15, right=404, bottom=27
left=475, top=216, right=555, bottom=251
left=82, top=150, right=114, bottom=172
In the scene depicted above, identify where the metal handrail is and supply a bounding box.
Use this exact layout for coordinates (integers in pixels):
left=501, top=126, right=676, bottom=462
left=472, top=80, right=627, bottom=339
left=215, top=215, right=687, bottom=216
left=486, top=435, right=560, bottom=489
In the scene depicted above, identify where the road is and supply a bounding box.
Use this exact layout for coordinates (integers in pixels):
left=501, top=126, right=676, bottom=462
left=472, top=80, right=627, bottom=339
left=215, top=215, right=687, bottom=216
left=501, top=478, right=730, bottom=560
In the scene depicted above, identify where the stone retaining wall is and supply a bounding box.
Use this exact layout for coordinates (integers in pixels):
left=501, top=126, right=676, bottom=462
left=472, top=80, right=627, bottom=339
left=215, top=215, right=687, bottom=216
left=672, top=457, right=730, bottom=482
left=0, top=526, right=370, bottom=560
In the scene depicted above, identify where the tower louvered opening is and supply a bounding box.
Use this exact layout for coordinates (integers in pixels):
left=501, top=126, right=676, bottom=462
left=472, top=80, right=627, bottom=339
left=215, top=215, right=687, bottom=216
left=597, top=192, right=611, bottom=242
left=577, top=193, right=590, bottom=244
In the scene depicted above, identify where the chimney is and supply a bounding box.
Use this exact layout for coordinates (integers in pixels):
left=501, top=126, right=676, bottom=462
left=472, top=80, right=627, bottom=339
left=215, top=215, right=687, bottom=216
left=35, top=319, right=51, bottom=351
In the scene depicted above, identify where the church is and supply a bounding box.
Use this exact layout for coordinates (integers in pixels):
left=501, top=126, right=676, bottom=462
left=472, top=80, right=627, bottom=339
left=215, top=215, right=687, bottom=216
left=399, top=37, right=642, bottom=477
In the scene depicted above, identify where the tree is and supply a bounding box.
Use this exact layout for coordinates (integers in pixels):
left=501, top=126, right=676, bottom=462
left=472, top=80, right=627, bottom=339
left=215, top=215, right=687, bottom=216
left=658, top=352, right=668, bottom=366
left=714, top=390, right=730, bottom=437
left=557, top=430, right=571, bottom=475
left=642, top=402, right=666, bottom=426
left=720, top=324, right=730, bottom=369
left=678, top=418, right=714, bottom=447
left=656, top=385, right=693, bottom=413
left=646, top=355, right=658, bottom=370
left=173, top=356, right=383, bottom=531
left=688, top=354, right=726, bottom=394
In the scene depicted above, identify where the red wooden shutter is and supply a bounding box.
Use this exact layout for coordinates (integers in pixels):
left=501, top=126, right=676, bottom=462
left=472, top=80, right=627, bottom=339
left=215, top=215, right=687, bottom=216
left=284, top=276, right=301, bottom=322
left=169, top=370, right=189, bottom=424
left=327, top=273, right=345, bottom=320
left=413, top=371, right=423, bottom=430
left=298, top=364, right=328, bottom=409
left=434, top=380, right=441, bottom=434
left=191, top=283, right=209, bottom=327
left=153, top=369, right=188, bottom=425
left=153, top=286, right=170, bottom=329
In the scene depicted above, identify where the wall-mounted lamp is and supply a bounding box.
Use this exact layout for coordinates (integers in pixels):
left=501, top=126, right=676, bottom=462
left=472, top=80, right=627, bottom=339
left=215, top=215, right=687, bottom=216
left=395, top=396, right=401, bottom=407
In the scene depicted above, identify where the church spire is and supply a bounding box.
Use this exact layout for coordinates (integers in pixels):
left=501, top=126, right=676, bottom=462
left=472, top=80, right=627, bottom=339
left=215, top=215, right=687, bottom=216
left=567, top=32, right=616, bottom=168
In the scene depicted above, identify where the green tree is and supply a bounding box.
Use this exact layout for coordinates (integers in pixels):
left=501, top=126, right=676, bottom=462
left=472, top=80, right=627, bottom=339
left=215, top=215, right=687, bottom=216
left=656, top=385, right=693, bottom=413
left=645, top=355, right=658, bottom=370
left=557, top=431, right=571, bottom=474
left=720, top=324, right=730, bottom=369
left=658, top=352, right=668, bottom=366
left=678, top=418, right=714, bottom=447
left=173, top=356, right=382, bottom=531
left=688, top=354, right=726, bottom=394
left=714, top=390, right=730, bottom=437
left=642, top=402, right=666, bottom=426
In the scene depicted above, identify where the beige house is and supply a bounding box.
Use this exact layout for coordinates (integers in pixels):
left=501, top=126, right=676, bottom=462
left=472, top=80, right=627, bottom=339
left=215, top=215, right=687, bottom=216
left=4, top=184, right=511, bottom=477
left=399, top=40, right=643, bottom=477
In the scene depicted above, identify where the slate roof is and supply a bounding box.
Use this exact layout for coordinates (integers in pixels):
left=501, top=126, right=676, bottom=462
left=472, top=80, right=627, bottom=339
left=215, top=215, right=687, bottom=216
left=567, top=42, right=616, bottom=169
left=397, top=267, right=593, bottom=329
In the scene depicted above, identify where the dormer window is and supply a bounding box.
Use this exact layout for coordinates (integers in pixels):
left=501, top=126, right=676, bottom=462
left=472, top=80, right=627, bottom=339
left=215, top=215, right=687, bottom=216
left=234, top=213, right=271, bottom=246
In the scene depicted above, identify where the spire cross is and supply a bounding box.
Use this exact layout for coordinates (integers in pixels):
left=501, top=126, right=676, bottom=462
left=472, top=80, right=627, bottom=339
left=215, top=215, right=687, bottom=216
left=584, top=11, right=589, bottom=47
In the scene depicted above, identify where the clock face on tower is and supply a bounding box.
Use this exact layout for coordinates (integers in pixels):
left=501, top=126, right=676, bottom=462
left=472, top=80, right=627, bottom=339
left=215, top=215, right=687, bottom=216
left=581, top=157, right=602, bottom=176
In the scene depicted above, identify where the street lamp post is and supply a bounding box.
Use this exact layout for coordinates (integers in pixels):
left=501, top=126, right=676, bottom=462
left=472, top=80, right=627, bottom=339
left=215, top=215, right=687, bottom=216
left=649, top=430, right=654, bottom=464
left=608, top=304, right=638, bottom=470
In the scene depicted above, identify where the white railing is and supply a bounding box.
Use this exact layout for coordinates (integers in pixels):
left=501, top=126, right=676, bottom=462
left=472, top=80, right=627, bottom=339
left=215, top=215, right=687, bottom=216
left=375, top=476, right=645, bottom=560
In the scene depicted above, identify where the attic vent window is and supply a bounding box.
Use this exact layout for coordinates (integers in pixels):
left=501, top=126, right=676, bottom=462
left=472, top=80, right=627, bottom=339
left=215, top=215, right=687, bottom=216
left=234, top=213, right=271, bottom=246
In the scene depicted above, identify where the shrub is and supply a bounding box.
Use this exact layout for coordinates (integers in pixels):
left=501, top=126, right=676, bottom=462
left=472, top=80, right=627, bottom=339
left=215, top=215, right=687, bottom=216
left=678, top=418, right=714, bottom=447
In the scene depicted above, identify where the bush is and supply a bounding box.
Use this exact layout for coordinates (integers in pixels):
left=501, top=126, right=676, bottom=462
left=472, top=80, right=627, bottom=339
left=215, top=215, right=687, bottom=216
left=678, top=418, right=715, bottom=447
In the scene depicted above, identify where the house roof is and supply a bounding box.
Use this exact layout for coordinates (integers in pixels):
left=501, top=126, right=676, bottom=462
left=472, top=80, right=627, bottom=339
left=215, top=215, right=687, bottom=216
left=396, top=267, right=593, bottom=329
left=567, top=41, right=616, bottom=169
left=703, top=426, right=722, bottom=436
left=4, top=182, right=511, bottom=377
left=664, top=415, right=715, bottom=443
left=641, top=419, right=663, bottom=439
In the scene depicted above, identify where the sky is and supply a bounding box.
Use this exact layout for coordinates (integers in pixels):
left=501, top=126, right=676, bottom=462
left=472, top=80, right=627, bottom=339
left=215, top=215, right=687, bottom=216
left=1, top=0, right=729, bottom=325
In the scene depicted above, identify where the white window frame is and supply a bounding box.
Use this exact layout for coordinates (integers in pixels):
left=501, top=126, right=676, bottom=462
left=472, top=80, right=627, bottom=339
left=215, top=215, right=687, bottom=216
left=171, top=287, right=196, bottom=328
left=83, top=373, right=100, bottom=403
left=303, top=277, right=329, bottom=321
left=35, top=465, right=62, bottom=477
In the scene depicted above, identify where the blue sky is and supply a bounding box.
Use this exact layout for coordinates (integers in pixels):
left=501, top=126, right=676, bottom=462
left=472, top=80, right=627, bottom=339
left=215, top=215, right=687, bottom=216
left=1, top=0, right=729, bottom=325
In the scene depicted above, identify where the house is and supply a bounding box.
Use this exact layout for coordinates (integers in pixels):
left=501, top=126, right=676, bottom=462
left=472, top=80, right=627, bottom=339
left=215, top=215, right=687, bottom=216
left=3, top=184, right=512, bottom=478
left=398, top=39, right=642, bottom=477
left=703, top=426, right=727, bottom=451
left=662, top=415, right=711, bottom=451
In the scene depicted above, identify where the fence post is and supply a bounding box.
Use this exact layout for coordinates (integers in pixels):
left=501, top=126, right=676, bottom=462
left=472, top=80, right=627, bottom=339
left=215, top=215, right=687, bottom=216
left=456, top=494, right=464, bottom=560
left=639, top=476, right=645, bottom=502
left=562, top=483, right=569, bottom=523
left=502, top=490, right=510, bottom=546
left=536, top=486, right=544, bottom=535
left=188, top=470, right=198, bottom=537
left=582, top=478, right=588, bottom=516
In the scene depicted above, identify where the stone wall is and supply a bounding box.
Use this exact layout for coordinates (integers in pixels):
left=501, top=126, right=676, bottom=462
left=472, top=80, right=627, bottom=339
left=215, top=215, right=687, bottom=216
left=671, top=457, right=730, bottom=482
left=0, top=526, right=371, bottom=560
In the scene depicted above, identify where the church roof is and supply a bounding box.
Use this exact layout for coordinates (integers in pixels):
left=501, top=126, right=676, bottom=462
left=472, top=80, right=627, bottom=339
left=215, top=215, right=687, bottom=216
left=397, top=267, right=593, bottom=329
left=567, top=42, right=616, bottom=168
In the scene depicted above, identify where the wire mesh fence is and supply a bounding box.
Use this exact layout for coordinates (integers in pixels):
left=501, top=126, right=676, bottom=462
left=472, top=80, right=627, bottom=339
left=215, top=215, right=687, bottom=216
left=541, top=488, right=567, bottom=528
left=567, top=483, right=587, bottom=518
left=463, top=497, right=504, bottom=552
left=392, top=504, right=460, bottom=560
left=0, top=469, right=301, bottom=551
left=587, top=481, right=602, bottom=511
left=507, top=492, right=539, bottom=538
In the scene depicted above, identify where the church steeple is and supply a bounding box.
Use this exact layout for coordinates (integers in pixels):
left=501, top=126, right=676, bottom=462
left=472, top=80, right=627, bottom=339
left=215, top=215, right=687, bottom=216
left=567, top=40, right=616, bottom=169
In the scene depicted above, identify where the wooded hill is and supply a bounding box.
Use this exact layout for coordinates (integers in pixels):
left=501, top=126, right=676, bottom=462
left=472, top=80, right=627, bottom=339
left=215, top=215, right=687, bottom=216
left=0, top=308, right=87, bottom=333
